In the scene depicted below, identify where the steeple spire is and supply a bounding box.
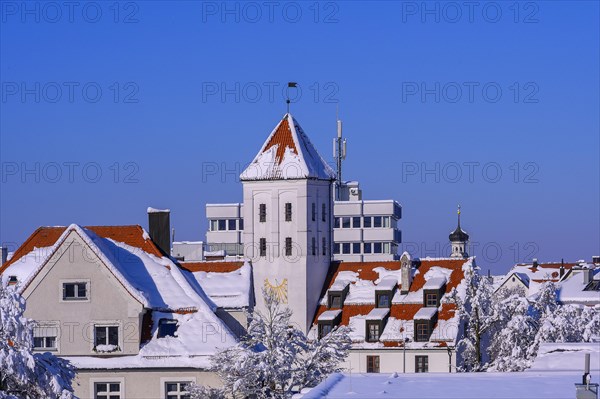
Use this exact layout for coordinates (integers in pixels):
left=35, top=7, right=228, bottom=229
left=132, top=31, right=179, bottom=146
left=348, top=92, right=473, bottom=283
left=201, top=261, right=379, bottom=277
left=457, top=204, right=461, bottom=228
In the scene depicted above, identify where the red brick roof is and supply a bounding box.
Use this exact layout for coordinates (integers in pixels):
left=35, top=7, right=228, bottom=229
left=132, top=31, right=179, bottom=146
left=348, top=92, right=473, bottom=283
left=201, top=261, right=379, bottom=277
left=312, top=258, right=468, bottom=346
left=263, top=116, right=297, bottom=166
left=0, top=225, right=162, bottom=275
left=178, top=261, right=245, bottom=273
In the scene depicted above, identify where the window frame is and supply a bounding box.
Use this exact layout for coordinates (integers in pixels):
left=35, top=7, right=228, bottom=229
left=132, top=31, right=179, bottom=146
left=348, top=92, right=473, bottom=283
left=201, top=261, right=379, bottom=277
left=285, top=202, right=292, bottom=222
left=321, top=203, right=326, bottom=222
left=32, top=322, right=59, bottom=352
left=363, top=216, right=372, bottom=228
left=415, top=355, right=429, bottom=373
left=376, top=292, right=391, bottom=308
left=333, top=243, right=340, bottom=254
left=259, top=238, right=267, bottom=257
left=352, top=242, right=361, bottom=254
left=312, top=202, right=316, bottom=221
left=352, top=216, right=361, bottom=228
left=160, top=377, right=196, bottom=399
left=342, top=243, right=351, bottom=254
left=366, top=321, right=381, bottom=342
left=367, top=355, right=380, bottom=373
left=93, top=324, right=120, bottom=353
left=415, top=321, right=430, bottom=342
left=227, top=219, right=237, bottom=231
left=60, top=279, right=90, bottom=302
left=259, top=203, right=266, bottom=223
left=318, top=323, right=333, bottom=339
left=311, top=237, right=316, bottom=256
left=425, top=292, right=438, bottom=307
left=364, top=242, right=372, bottom=254
left=322, top=237, right=327, bottom=256
left=92, top=380, right=124, bottom=399
left=285, top=237, right=292, bottom=257
left=157, top=318, right=178, bottom=338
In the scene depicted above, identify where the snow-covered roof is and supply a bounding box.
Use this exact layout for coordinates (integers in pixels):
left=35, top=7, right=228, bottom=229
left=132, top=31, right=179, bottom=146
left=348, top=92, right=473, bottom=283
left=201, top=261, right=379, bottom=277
left=147, top=207, right=170, bottom=213
left=556, top=268, right=600, bottom=305
left=423, top=277, right=446, bottom=290
left=376, top=277, right=398, bottom=291
left=1, top=224, right=238, bottom=367
left=297, top=371, right=585, bottom=399
left=188, top=261, right=252, bottom=308
left=240, top=113, right=335, bottom=181
left=311, top=257, right=472, bottom=348
left=318, top=309, right=342, bottom=321
left=529, top=343, right=600, bottom=372
left=414, top=307, right=438, bottom=320
left=366, top=308, right=389, bottom=320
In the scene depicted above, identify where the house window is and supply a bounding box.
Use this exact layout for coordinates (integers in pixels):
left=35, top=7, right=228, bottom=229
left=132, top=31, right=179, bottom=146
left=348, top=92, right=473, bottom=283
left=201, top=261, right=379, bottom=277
left=62, top=282, right=88, bottom=300
left=425, top=293, right=438, bottom=307
left=364, top=243, right=372, bottom=253
left=95, top=326, right=119, bottom=351
left=322, top=237, right=327, bottom=256
left=312, top=237, right=316, bottom=256
left=367, top=323, right=380, bottom=342
left=33, top=335, right=57, bottom=351
left=158, top=319, right=178, bottom=338
left=319, top=323, right=333, bottom=339
left=259, top=238, right=267, bottom=257
left=415, top=322, right=430, bottom=342
left=363, top=217, right=372, bottom=228
left=259, top=204, right=266, bottom=222
left=312, top=203, right=316, bottom=221
left=285, top=203, right=292, bottom=222
left=352, top=243, right=361, bottom=254
left=333, top=243, right=340, bottom=254
left=367, top=355, right=380, bottom=373
left=377, top=293, right=390, bottom=308
left=228, top=219, right=237, bottom=231
left=342, top=243, right=351, bottom=254
left=329, top=294, right=342, bottom=309
left=415, top=355, right=429, bottom=373
left=94, top=382, right=122, bottom=399
left=285, top=237, right=292, bottom=257
left=165, top=381, right=191, bottom=399
left=352, top=217, right=361, bottom=228
left=322, top=203, right=326, bottom=222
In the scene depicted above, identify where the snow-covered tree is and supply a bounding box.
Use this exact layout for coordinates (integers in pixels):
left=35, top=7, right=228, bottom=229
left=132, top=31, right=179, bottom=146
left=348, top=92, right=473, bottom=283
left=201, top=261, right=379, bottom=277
left=452, top=264, right=495, bottom=371
left=0, top=283, right=76, bottom=399
left=190, top=290, right=351, bottom=399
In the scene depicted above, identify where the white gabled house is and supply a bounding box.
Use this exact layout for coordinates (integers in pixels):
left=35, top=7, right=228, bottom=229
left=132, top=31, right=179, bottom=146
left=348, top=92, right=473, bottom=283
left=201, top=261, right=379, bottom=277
left=0, top=223, right=239, bottom=398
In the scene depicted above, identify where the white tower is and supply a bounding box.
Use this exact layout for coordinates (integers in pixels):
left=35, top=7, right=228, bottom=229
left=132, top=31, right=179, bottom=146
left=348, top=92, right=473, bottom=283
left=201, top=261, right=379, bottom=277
left=449, top=205, right=469, bottom=258
left=240, top=113, right=336, bottom=332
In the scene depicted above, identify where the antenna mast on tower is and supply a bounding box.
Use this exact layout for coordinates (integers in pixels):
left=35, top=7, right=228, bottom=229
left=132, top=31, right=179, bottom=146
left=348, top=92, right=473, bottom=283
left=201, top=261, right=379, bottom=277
left=333, top=107, right=346, bottom=200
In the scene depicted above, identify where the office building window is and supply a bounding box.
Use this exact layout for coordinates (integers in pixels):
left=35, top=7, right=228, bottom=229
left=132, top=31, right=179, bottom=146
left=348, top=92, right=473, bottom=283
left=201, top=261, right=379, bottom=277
left=333, top=243, right=340, bottom=254
left=342, top=217, right=351, bottom=229
left=363, top=217, right=372, bottom=228
left=364, top=243, right=372, bottom=253
left=352, top=243, right=361, bottom=254
left=352, top=217, right=361, bottom=228
left=228, top=219, right=237, bottom=231
left=342, top=243, right=351, bottom=254
left=374, top=216, right=383, bottom=228
left=374, top=242, right=383, bottom=253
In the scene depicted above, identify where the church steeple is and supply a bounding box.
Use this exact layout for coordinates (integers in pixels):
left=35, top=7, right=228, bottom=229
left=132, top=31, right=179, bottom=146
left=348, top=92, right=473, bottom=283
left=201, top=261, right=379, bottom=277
left=449, top=205, right=469, bottom=258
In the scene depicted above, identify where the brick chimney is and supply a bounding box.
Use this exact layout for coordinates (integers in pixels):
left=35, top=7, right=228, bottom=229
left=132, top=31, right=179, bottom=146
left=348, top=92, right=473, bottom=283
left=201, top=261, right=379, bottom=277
left=147, top=207, right=171, bottom=255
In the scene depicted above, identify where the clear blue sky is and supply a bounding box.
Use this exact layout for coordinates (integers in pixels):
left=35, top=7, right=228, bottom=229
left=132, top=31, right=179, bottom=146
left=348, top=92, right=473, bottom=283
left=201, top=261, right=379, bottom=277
left=1, top=1, right=598, bottom=273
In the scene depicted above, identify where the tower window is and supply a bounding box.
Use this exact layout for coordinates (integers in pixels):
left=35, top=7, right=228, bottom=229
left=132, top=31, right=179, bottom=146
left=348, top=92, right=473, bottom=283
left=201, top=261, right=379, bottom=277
left=312, top=203, right=316, bottom=221
left=259, top=238, right=266, bottom=257
left=312, top=237, right=316, bottom=256
left=322, top=203, right=326, bottom=222
left=259, top=204, right=266, bottom=223
left=285, top=237, right=292, bottom=256
left=322, top=237, right=327, bottom=256
left=285, top=203, right=292, bottom=222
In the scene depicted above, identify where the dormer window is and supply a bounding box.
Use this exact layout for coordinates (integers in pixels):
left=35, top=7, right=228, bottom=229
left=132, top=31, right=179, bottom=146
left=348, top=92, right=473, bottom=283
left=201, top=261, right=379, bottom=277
left=330, top=294, right=342, bottom=308
left=377, top=293, right=391, bottom=308
left=413, top=307, right=438, bottom=342
left=158, top=319, right=178, bottom=338
left=425, top=293, right=438, bottom=307
left=7, top=276, right=17, bottom=286
left=318, top=310, right=341, bottom=339
left=375, top=278, right=397, bottom=308
left=422, top=277, right=446, bottom=308
left=328, top=282, right=349, bottom=309
left=367, top=323, right=381, bottom=342
left=365, top=308, right=389, bottom=343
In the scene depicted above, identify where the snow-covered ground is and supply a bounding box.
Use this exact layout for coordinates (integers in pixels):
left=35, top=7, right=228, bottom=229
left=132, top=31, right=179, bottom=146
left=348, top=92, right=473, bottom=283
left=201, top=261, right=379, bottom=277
left=296, top=371, right=597, bottom=398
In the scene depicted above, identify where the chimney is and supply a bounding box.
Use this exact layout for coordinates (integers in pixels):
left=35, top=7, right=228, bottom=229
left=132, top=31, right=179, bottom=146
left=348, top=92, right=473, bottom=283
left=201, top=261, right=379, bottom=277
left=560, top=259, right=566, bottom=279
left=583, top=268, right=593, bottom=286
left=593, top=256, right=600, bottom=265
left=532, top=258, right=539, bottom=268
left=400, top=252, right=412, bottom=295
left=1, top=247, right=7, bottom=265
left=147, top=207, right=170, bottom=255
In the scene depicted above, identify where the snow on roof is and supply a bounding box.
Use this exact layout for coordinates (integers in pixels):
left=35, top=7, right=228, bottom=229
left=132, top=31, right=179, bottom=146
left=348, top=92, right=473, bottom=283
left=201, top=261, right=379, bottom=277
left=556, top=268, right=600, bottom=305
left=529, top=343, right=600, bottom=372
left=240, top=113, right=335, bottom=181
left=318, top=309, right=342, bottom=321
left=0, top=245, right=54, bottom=285
left=189, top=262, right=252, bottom=308
left=423, top=277, right=446, bottom=290
left=147, top=207, right=170, bottom=213
left=366, top=308, right=389, bottom=320
left=376, top=277, right=397, bottom=291
left=298, top=371, right=585, bottom=399
left=414, top=307, right=438, bottom=320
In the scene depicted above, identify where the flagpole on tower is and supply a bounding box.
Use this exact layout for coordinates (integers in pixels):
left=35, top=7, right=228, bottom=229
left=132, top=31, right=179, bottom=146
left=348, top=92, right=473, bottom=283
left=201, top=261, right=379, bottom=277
left=286, top=82, right=297, bottom=114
